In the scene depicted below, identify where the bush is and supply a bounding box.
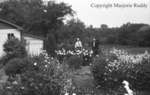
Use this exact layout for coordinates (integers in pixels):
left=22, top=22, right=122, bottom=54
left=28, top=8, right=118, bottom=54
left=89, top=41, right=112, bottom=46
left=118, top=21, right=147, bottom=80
left=0, top=54, right=12, bottom=66
left=91, top=49, right=150, bottom=92
left=67, top=55, right=83, bottom=70
left=4, top=58, right=27, bottom=76
left=0, top=38, right=27, bottom=66
left=44, top=33, right=57, bottom=57
left=130, top=59, right=150, bottom=91
left=91, top=54, right=123, bottom=90
left=91, top=55, right=108, bottom=88
left=1, top=51, right=70, bottom=95
left=3, top=38, right=27, bottom=58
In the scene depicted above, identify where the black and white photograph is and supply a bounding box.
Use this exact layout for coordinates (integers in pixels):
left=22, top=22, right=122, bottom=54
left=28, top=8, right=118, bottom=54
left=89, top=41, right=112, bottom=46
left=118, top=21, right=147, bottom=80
left=0, top=0, right=150, bottom=95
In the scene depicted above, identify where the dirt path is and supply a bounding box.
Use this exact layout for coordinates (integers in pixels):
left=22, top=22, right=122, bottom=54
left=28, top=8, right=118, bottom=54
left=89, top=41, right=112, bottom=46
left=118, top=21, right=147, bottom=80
left=72, top=66, right=95, bottom=88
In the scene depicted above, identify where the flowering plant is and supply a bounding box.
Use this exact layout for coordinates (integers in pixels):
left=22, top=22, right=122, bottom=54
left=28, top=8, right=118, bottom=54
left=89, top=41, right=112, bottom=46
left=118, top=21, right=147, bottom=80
left=1, top=50, right=71, bottom=95
left=92, top=48, right=150, bottom=91
left=55, top=48, right=93, bottom=56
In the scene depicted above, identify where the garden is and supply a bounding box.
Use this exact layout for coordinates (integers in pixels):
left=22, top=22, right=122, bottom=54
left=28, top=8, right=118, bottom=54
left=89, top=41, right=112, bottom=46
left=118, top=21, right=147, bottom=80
left=0, top=0, right=150, bottom=95
left=0, top=38, right=150, bottom=95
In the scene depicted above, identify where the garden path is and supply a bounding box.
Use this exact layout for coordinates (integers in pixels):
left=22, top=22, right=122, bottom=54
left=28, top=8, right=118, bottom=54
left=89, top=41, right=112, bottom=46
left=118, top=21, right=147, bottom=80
left=71, top=66, right=108, bottom=95
left=72, top=66, right=94, bottom=88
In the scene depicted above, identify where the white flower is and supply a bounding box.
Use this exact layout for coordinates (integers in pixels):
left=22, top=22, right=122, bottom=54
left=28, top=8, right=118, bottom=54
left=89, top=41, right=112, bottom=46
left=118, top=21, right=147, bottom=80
left=44, top=60, right=48, bottom=63
left=45, top=65, right=48, bottom=68
left=6, top=86, right=12, bottom=89
left=122, top=80, right=133, bottom=95
left=21, top=86, right=25, bottom=89
left=12, top=81, right=18, bottom=85
left=64, top=92, right=69, bottom=95
left=106, top=58, right=109, bottom=61
left=34, top=62, right=37, bottom=66
left=72, top=93, right=76, bottom=95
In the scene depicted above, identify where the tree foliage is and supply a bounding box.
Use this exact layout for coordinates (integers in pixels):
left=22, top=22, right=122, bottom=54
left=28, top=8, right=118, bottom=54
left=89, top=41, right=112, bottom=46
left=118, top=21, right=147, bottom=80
left=0, top=0, right=73, bottom=36
left=56, top=19, right=86, bottom=45
left=3, top=38, right=27, bottom=58
left=44, top=31, right=57, bottom=56
left=0, top=38, right=27, bottom=66
left=0, top=0, right=150, bottom=48
left=56, top=21, right=150, bottom=47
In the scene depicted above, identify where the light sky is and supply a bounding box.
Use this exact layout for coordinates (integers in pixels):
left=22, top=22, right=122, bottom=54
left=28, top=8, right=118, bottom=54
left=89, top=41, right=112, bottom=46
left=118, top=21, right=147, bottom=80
left=44, top=0, right=150, bottom=27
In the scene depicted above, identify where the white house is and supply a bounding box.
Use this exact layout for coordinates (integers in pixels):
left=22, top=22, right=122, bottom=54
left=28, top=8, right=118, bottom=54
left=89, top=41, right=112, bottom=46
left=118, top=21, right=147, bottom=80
left=0, top=19, right=44, bottom=57
left=23, top=33, right=44, bottom=56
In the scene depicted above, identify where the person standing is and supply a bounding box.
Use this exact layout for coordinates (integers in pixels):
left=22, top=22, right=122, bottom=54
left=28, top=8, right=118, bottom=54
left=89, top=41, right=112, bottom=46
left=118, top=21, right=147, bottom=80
left=74, top=38, right=83, bottom=51
left=92, top=38, right=99, bottom=56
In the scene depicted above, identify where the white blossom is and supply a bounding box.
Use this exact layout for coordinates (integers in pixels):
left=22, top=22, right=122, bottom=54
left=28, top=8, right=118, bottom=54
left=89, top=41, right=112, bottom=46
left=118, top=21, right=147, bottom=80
left=122, top=80, right=133, bottom=95
left=34, top=62, right=37, bottom=66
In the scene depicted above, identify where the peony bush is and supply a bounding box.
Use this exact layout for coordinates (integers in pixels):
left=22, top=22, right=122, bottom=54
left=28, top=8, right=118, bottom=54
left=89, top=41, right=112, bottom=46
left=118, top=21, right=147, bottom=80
left=55, top=48, right=93, bottom=67
left=91, top=48, right=150, bottom=91
left=1, top=50, right=72, bottom=95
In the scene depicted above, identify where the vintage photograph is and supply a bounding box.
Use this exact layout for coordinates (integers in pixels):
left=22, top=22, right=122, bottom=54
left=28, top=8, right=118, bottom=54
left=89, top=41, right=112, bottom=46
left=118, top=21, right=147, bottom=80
left=0, top=0, right=150, bottom=95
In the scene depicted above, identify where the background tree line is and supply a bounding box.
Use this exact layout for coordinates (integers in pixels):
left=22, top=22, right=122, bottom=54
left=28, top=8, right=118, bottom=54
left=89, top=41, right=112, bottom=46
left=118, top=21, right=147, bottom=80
left=57, top=21, right=150, bottom=47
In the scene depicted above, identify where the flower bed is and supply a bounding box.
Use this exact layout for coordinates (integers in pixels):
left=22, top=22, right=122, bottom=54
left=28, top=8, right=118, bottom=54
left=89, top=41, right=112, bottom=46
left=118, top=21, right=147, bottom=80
left=91, top=48, right=150, bottom=91
left=55, top=48, right=93, bottom=66
left=0, top=50, right=73, bottom=95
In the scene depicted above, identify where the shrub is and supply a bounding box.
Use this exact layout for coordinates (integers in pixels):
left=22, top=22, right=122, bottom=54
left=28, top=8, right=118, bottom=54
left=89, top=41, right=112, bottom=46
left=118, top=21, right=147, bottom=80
left=130, top=59, right=150, bottom=91
left=0, top=55, right=12, bottom=66
left=67, top=55, right=83, bottom=70
left=44, top=33, right=57, bottom=57
left=91, top=55, right=108, bottom=88
left=0, top=38, right=27, bottom=66
left=91, top=54, right=123, bottom=89
left=4, top=58, right=27, bottom=76
left=1, top=51, right=70, bottom=95
left=3, top=38, right=27, bottom=58
left=91, top=48, right=150, bottom=92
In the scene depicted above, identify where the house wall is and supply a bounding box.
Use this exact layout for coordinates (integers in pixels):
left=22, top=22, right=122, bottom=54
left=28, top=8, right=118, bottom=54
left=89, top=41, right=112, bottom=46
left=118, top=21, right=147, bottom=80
left=24, top=36, right=43, bottom=56
left=0, top=21, right=44, bottom=57
left=0, top=29, right=21, bottom=57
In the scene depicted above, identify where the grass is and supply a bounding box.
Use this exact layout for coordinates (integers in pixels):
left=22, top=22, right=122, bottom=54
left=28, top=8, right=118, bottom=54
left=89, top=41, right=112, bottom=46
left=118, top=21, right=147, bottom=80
left=100, top=44, right=150, bottom=54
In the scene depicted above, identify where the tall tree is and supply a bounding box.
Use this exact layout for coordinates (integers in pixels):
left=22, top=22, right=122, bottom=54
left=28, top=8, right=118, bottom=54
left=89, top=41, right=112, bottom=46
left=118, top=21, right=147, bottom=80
left=56, top=19, right=86, bottom=44
left=0, top=0, right=73, bottom=37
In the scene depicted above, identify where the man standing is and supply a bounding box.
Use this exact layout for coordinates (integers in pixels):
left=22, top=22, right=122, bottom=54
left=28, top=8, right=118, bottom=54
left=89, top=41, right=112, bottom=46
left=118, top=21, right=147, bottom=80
left=92, top=38, right=99, bottom=56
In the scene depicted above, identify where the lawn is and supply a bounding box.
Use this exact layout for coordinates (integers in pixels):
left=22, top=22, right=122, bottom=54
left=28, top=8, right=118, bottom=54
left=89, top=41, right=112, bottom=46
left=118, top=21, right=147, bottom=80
left=100, top=45, right=150, bottom=54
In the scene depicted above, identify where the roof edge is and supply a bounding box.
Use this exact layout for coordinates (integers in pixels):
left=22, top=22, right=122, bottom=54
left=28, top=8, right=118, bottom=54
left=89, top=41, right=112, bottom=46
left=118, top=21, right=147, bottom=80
left=22, top=33, right=45, bottom=40
left=0, top=18, right=23, bottom=30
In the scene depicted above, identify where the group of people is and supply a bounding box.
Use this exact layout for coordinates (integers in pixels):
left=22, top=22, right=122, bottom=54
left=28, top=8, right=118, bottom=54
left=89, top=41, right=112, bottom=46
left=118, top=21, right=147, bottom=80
left=74, top=37, right=100, bottom=56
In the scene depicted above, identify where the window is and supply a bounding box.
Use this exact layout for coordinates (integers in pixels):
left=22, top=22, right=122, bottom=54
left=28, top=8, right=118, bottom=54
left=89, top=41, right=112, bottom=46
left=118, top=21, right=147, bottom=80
left=7, top=33, right=15, bottom=40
